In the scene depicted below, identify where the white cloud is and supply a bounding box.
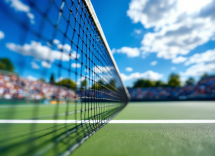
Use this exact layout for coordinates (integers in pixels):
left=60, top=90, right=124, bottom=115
left=171, top=66, right=176, bottom=70
left=41, top=61, right=51, bottom=68
left=57, top=43, right=71, bottom=52
left=111, top=48, right=116, bottom=54
left=6, top=0, right=29, bottom=12
left=113, top=47, right=140, bottom=57
left=134, top=29, right=141, bottom=34
left=6, top=0, right=35, bottom=24
left=212, top=36, right=215, bottom=41
left=84, top=66, right=113, bottom=74
left=172, top=56, right=187, bottom=64
left=185, top=49, right=215, bottom=66
left=56, top=77, right=64, bottom=82
left=180, top=49, right=215, bottom=78
left=54, top=40, right=80, bottom=59
left=53, top=39, right=60, bottom=45
left=6, top=41, right=70, bottom=62
left=71, top=63, right=81, bottom=68
left=180, top=62, right=215, bottom=77
left=0, top=31, right=5, bottom=40
left=178, top=0, right=213, bottom=14
left=150, top=61, right=157, bottom=66
left=121, top=70, right=163, bottom=81
left=125, top=67, right=133, bottom=72
left=27, top=75, right=37, bottom=81
left=128, top=0, right=215, bottom=60
left=128, top=0, right=213, bottom=29
left=94, top=66, right=114, bottom=73
left=70, top=51, right=80, bottom=59
left=80, top=77, right=86, bottom=82
left=31, top=62, right=39, bottom=69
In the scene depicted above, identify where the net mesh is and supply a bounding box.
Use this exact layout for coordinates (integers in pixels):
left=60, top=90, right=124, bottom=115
left=0, top=0, right=129, bottom=155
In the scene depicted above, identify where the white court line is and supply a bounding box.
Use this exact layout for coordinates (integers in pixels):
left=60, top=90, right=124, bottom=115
left=1, top=120, right=215, bottom=124
left=109, top=120, right=215, bottom=123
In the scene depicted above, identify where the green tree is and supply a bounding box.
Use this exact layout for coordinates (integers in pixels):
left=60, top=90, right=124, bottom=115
left=0, top=58, right=14, bottom=72
left=201, top=73, right=208, bottom=79
left=133, top=79, right=155, bottom=88
left=50, top=74, right=55, bottom=84
left=81, top=79, right=87, bottom=88
left=38, top=78, right=45, bottom=82
left=106, top=79, right=117, bottom=91
left=91, top=79, right=104, bottom=90
left=154, top=80, right=166, bottom=87
left=185, top=77, right=195, bottom=85
left=56, top=79, right=76, bottom=90
left=167, top=73, right=181, bottom=87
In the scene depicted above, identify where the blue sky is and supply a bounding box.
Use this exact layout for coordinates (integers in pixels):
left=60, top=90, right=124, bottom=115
left=0, top=0, right=215, bottom=87
left=91, top=0, right=215, bottom=87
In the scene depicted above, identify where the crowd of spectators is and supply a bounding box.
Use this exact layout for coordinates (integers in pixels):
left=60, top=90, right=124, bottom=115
left=128, top=76, right=215, bottom=100
left=0, top=71, right=120, bottom=103
left=0, top=72, right=78, bottom=101
left=1, top=71, right=215, bottom=102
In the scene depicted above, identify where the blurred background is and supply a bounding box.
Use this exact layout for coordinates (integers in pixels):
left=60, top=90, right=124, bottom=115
left=91, top=0, right=215, bottom=101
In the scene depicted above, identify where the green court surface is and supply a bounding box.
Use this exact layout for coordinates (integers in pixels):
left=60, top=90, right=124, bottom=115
left=1, top=101, right=215, bottom=156
left=114, top=101, right=215, bottom=120
left=0, top=102, right=121, bottom=120
left=72, top=101, right=215, bottom=156
left=0, top=102, right=123, bottom=155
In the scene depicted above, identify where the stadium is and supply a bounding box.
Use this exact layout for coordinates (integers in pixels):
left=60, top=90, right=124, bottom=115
left=0, top=0, right=215, bottom=156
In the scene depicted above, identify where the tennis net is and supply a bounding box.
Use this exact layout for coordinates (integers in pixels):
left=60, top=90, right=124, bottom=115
left=0, top=0, right=129, bottom=155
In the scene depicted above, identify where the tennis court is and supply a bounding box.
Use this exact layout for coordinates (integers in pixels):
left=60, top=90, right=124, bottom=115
left=0, top=101, right=125, bottom=155
left=1, top=0, right=215, bottom=155
left=1, top=101, right=215, bottom=155
left=72, top=101, right=215, bottom=156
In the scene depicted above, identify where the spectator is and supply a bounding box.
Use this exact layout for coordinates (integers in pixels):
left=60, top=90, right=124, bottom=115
left=127, top=76, right=215, bottom=100
left=0, top=73, right=79, bottom=101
